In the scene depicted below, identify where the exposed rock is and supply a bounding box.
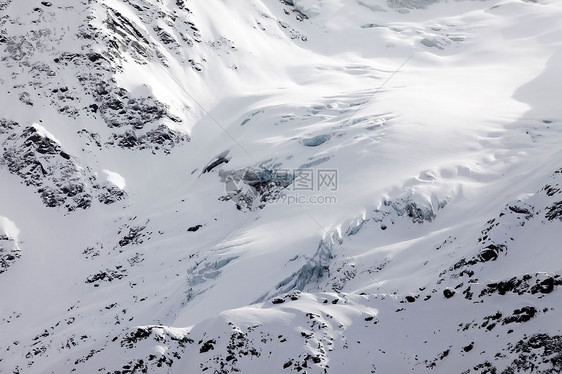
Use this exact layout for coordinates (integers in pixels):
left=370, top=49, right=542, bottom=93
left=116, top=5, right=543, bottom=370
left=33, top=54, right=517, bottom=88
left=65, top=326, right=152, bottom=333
left=85, top=267, right=127, bottom=286
left=505, top=334, right=562, bottom=373
left=96, top=184, right=127, bottom=205
left=0, top=235, right=20, bottom=275
left=203, top=150, right=230, bottom=173
left=118, top=224, right=147, bottom=247
left=545, top=201, right=562, bottom=221
left=0, top=125, right=126, bottom=211
left=187, top=224, right=202, bottom=232
left=502, top=306, right=537, bottom=325
left=1, top=126, right=93, bottom=211
left=219, top=162, right=295, bottom=211
left=477, top=273, right=562, bottom=298
left=443, top=288, right=455, bottom=299
left=199, top=339, right=216, bottom=353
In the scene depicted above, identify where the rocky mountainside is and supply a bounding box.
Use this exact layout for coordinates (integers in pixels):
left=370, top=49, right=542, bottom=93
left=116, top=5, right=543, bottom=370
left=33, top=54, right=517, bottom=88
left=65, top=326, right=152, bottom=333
left=1, top=0, right=561, bottom=373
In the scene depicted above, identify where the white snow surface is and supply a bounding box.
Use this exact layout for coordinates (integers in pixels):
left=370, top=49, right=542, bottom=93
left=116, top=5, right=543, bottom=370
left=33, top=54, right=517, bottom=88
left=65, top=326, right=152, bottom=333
left=102, top=170, right=127, bottom=190
left=1, top=0, right=562, bottom=373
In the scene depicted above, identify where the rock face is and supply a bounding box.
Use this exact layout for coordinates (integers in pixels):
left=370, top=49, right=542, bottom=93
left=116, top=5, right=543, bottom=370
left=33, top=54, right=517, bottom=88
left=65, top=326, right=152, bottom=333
left=219, top=162, right=296, bottom=211
left=0, top=122, right=126, bottom=211
left=0, top=217, right=20, bottom=275
left=1, top=0, right=190, bottom=153
left=0, top=234, right=19, bottom=275
left=2, top=124, right=92, bottom=210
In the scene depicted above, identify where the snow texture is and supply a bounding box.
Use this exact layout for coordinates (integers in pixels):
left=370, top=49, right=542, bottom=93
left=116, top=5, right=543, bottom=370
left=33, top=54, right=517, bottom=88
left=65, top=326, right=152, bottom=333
left=1, top=0, right=562, bottom=373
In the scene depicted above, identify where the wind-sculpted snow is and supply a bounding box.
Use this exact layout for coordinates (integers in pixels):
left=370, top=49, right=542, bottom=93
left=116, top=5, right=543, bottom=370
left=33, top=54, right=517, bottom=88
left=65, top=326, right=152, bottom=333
left=42, top=285, right=562, bottom=373
left=450, top=167, right=562, bottom=277
left=269, top=172, right=458, bottom=295
left=387, top=0, right=441, bottom=10
left=2, top=0, right=562, bottom=373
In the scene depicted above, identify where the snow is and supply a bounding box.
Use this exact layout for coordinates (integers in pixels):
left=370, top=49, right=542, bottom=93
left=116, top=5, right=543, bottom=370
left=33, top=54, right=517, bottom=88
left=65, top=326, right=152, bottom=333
left=1, top=0, right=562, bottom=373
left=0, top=216, right=19, bottom=241
left=32, top=122, right=61, bottom=145
left=102, top=169, right=127, bottom=190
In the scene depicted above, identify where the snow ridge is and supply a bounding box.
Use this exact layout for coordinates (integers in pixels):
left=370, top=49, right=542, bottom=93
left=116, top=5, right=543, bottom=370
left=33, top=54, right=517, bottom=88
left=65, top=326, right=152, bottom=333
left=1, top=0, right=562, bottom=373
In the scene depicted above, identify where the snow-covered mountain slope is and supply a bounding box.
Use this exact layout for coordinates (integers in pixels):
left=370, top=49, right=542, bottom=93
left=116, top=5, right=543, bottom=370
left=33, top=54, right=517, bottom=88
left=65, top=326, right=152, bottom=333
left=1, top=0, right=562, bottom=373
